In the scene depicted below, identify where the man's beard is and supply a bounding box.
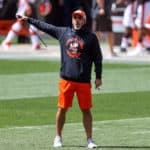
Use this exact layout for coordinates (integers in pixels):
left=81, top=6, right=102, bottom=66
left=73, top=24, right=82, bottom=30
left=74, top=26, right=81, bottom=30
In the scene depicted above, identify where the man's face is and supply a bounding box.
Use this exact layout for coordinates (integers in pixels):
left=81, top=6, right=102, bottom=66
left=72, top=15, right=86, bottom=30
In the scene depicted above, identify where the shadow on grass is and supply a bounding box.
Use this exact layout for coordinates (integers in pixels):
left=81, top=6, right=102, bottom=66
left=100, top=146, right=150, bottom=149
left=63, top=145, right=150, bottom=149
left=63, top=145, right=85, bottom=148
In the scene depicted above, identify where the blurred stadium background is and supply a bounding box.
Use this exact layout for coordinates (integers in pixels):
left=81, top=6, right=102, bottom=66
left=0, top=0, right=125, bottom=45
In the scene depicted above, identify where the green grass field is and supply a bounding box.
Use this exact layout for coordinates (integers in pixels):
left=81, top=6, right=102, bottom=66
left=0, top=59, right=150, bottom=150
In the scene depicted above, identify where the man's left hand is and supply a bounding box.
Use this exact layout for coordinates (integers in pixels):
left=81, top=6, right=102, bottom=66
left=95, top=79, right=102, bottom=90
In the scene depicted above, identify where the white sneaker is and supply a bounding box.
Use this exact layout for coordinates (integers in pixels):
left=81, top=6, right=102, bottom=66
left=87, top=138, right=97, bottom=149
left=53, top=136, right=62, bottom=148
left=127, top=43, right=144, bottom=56
left=120, top=37, right=128, bottom=52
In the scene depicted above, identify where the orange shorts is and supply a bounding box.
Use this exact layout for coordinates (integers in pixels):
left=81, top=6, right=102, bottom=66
left=58, top=79, right=92, bottom=109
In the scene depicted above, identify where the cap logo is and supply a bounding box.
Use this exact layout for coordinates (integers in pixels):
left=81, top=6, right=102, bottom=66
left=72, top=10, right=86, bottom=21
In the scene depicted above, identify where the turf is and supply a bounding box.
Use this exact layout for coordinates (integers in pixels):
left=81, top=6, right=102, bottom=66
left=0, top=59, right=150, bottom=74
left=0, top=59, right=60, bottom=74
left=0, top=91, right=150, bottom=128
left=0, top=61, right=150, bottom=100
left=0, top=59, right=150, bottom=149
left=0, top=118, right=150, bottom=150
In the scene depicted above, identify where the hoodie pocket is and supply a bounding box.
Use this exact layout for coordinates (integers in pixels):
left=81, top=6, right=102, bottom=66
left=61, top=59, right=83, bottom=79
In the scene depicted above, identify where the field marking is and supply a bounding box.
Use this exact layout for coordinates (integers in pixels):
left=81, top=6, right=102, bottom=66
left=1, top=117, right=150, bottom=150
left=132, top=131, right=150, bottom=134
left=0, top=66, right=150, bottom=100
left=1, top=117, right=150, bottom=130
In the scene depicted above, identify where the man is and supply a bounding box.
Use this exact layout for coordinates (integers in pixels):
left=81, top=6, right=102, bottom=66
left=130, top=0, right=150, bottom=55
left=92, top=0, right=117, bottom=56
left=144, top=12, right=150, bottom=51
left=120, top=0, right=138, bottom=52
left=134, top=0, right=150, bottom=55
left=17, top=9, right=102, bottom=148
left=1, top=0, right=40, bottom=50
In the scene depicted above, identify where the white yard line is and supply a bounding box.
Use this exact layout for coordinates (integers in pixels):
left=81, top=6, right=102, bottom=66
left=1, top=117, right=150, bottom=131
left=132, top=131, right=150, bottom=134
left=0, top=67, right=150, bottom=100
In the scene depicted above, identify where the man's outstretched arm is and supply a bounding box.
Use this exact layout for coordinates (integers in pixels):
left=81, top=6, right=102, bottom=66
left=16, top=14, right=65, bottom=39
